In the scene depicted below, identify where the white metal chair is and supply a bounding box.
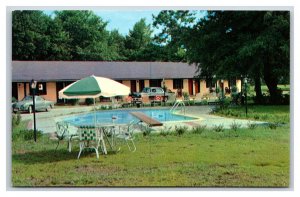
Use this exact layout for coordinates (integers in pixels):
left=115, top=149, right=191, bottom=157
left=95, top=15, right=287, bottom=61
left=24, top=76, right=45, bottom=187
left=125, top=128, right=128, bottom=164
left=115, top=120, right=136, bottom=152
left=55, top=121, right=77, bottom=152
left=77, top=126, right=100, bottom=159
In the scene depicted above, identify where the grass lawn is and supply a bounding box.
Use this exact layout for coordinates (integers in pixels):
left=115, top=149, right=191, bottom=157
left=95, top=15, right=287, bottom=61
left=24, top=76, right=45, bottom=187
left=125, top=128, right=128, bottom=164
left=11, top=105, right=290, bottom=187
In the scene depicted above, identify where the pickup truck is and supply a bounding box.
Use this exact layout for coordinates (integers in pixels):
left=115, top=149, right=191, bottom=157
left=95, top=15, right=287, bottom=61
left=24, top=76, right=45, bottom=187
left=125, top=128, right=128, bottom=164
left=131, top=87, right=175, bottom=103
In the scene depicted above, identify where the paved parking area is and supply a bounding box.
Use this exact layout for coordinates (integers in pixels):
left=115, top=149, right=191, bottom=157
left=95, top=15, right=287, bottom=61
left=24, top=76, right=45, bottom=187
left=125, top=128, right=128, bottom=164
left=21, top=105, right=266, bottom=134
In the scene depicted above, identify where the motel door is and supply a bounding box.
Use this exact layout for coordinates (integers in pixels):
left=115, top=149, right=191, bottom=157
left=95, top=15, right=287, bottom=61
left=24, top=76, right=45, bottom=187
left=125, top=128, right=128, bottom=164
left=130, top=80, right=137, bottom=93
left=188, top=79, right=194, bottom=95
left=194, top=80, right=200, bottom=94
left=139, top=80, right=145, bottom=92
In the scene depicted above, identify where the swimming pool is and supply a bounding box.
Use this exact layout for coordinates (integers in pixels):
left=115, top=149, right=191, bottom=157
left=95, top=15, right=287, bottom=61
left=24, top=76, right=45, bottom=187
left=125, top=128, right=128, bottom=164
left=63, top=109, right=196, bottom=126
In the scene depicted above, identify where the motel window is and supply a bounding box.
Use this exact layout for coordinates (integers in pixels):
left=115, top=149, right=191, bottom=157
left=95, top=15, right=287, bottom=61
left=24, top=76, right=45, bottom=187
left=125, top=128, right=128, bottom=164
left=150, top=79, right=162, bottom=87
left=173, top=79, right=183, bottom=89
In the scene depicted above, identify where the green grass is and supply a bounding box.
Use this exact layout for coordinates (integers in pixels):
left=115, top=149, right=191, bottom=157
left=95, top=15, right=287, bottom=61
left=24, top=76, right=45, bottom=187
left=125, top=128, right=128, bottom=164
left=12, top=123, right=290, bottom=187
left=214, top=105, right=290, bottom=124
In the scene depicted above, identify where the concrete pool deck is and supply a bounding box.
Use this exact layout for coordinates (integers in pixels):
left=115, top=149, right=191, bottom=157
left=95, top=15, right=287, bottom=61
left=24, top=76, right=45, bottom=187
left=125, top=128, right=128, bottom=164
left=21, top=105, right=267, bottom=134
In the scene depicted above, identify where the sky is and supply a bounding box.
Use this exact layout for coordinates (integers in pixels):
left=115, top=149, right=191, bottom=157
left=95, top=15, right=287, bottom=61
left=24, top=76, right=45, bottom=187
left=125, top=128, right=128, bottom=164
left=44, top=10, right=161, bottom=35
left=44, top=10, right=207, bottom=36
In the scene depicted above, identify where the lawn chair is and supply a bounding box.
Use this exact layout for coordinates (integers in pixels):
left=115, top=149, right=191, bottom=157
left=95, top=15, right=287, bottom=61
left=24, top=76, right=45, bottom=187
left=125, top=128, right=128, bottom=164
left=115, top=120, right=136, bottom=152
left=77, top=125, right=100, bottom=159
left=54, top=121, right=78, bottom=152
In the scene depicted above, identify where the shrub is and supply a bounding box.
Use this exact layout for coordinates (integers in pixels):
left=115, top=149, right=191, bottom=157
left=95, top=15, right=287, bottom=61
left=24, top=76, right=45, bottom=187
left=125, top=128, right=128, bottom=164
left=201, top=100, right=208, bottom=105
left=213, top=124, right=224, bottom=132
left=159, top=126, right=172, bottom=136
left=174, top=126, right=188, bottom=136
left=230, top=121, right=241, bottom=131
left=21, top=129, right=43, bottom=140
left=85, top=98, right=94, bottom=105
left=142, top=127, right=152, bottom=137
left=247, top=121, right=257, bottom=129
left=191, top=125, right=207, bottom=134
left=12, top=112, right=21, bottom=127
left=68, top=99, right=79, bottom=106
left=268, top=123, right=278, bottom=130
left=12, top=97, right=17, bottom=103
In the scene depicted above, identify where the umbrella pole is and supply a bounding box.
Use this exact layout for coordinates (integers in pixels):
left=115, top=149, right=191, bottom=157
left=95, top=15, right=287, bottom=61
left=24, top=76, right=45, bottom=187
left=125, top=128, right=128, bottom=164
left=94, top=98, right=96, bottom=127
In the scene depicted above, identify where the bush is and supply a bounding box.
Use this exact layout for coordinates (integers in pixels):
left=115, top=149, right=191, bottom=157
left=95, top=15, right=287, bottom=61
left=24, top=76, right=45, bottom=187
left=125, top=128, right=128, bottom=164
left=191, top=125, right=207, bottom=134
left=201, top=100, right=208, bottom=105
left=268, top=123, right=278, bottom=130
left=247, top=121, right=257, bottom=129
left=12, top=112, right=21, bottom=127
left=12, top=97, right=17, bottom=103
left=13, top=128, right=43, bottom=141
left=159, top=126, right=172, bottom=136
left=142, top=127, right=152, bottom=137
left=85, top=98, right=94, bottom=105
left=213, top=124, right=224, bottom=132
left=174, top=126, right=188, bottom=136
left=230, top=121, right=241, bottom=131
left=68, top=99, right=79, bottom=106
left=21, top=129, right=43, bottom=141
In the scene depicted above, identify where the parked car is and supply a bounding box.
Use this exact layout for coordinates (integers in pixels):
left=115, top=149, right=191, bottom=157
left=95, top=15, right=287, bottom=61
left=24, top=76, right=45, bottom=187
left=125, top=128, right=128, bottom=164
left=132, top=87, right=175, bottom=102
left=12, top=95, right=54, bottom=113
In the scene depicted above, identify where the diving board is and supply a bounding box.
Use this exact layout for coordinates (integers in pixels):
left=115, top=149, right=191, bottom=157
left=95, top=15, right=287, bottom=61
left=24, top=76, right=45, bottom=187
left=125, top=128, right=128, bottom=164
left=130, top=112, right=163, bottom=127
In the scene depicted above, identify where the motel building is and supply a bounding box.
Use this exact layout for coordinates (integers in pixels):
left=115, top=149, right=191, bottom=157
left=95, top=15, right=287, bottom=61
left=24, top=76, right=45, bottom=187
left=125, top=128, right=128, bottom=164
left=12, top=61, right=242, bottom=103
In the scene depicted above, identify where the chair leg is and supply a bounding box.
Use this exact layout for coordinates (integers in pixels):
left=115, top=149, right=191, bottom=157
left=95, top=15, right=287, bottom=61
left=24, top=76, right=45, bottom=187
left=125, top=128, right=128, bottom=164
left=95, top=148, right=99, bottom=159
left=77, top=142, right=84, bottom=159
left=55, top=140, right=60, bottom=151
left=126, top=139, right=136, bottom=152
left=68, top=139, right=72, bottom=153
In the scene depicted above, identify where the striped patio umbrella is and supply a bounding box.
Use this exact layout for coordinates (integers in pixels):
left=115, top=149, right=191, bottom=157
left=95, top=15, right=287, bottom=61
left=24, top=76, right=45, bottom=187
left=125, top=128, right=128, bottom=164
left=58, top=75, right=130, bottom=99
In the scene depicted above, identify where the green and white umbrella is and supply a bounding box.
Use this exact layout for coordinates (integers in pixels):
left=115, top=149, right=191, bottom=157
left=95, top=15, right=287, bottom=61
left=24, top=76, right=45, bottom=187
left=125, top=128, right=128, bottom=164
left=58, top=75, right=130, bottom=99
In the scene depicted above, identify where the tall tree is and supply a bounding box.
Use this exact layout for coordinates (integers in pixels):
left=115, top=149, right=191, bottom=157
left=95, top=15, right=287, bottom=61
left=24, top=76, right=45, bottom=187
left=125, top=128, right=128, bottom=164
left=54, top=10, right=111, bottom=60
left=124, top=18, right=153, bottom=60
left=153, top=10, right=290, bottom=104
left=12, top=10, right=52, bottom=60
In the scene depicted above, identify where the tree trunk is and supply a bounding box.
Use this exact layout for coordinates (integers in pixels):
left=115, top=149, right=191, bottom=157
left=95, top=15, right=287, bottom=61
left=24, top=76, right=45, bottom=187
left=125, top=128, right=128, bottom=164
left=254, top=76, right=263, bottom=104
left=263, top=64, right=279, bottom=104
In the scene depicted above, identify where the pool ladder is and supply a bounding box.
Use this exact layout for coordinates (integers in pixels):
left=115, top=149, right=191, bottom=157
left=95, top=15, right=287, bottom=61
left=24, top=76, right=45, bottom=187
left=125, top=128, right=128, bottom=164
left=170, top=100, right=186, bottom=115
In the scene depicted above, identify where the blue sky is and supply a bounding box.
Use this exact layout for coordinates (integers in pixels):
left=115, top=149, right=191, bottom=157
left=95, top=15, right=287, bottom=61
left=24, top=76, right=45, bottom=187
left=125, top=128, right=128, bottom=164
left=44, top=10, right=161, bottom=35
left=44, top=10, right=206, bottom=36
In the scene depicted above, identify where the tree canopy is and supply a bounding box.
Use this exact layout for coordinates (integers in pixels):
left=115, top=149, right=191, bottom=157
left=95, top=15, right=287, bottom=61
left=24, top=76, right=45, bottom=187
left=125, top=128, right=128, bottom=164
left=12, top=10, right=290, bottom=103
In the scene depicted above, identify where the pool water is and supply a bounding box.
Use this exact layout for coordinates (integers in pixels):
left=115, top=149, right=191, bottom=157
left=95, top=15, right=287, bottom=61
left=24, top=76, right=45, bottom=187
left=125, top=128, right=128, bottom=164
left=63, top=109, right=196, bottom=126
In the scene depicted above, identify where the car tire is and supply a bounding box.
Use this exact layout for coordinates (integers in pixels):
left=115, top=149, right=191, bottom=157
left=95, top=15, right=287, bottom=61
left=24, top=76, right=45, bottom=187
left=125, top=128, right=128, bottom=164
left=46, top=105, right=51, bottom=112
left=28, top=106, right=33, bottom=114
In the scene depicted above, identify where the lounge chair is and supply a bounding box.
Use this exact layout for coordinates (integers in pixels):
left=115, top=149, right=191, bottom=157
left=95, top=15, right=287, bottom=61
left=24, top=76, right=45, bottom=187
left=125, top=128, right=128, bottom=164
left=115, top=120, right=136, bottom=152
left=77, top=125, right=100, bottom=159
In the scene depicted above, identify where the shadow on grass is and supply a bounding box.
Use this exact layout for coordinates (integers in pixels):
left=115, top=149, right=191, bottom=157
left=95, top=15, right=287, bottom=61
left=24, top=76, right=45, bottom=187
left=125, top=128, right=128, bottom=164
left=12, top=148, right=115, bottom=164
left=12, top=149, right=80, bottom=164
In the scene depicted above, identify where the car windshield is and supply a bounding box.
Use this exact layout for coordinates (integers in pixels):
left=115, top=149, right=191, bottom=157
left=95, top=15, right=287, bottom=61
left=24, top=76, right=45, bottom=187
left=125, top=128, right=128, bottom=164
left=142, top=88, right=150, bottom=93
left=22, top=96, right=33, bottom=101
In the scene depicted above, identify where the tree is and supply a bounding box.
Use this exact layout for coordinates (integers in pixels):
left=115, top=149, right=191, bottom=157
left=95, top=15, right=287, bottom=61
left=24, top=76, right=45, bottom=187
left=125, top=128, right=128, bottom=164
left=153, top=10, right=290, bottom=104
left=12, top=10, right=52, bottom=60
left=124, top=18, right=153, bottom=60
